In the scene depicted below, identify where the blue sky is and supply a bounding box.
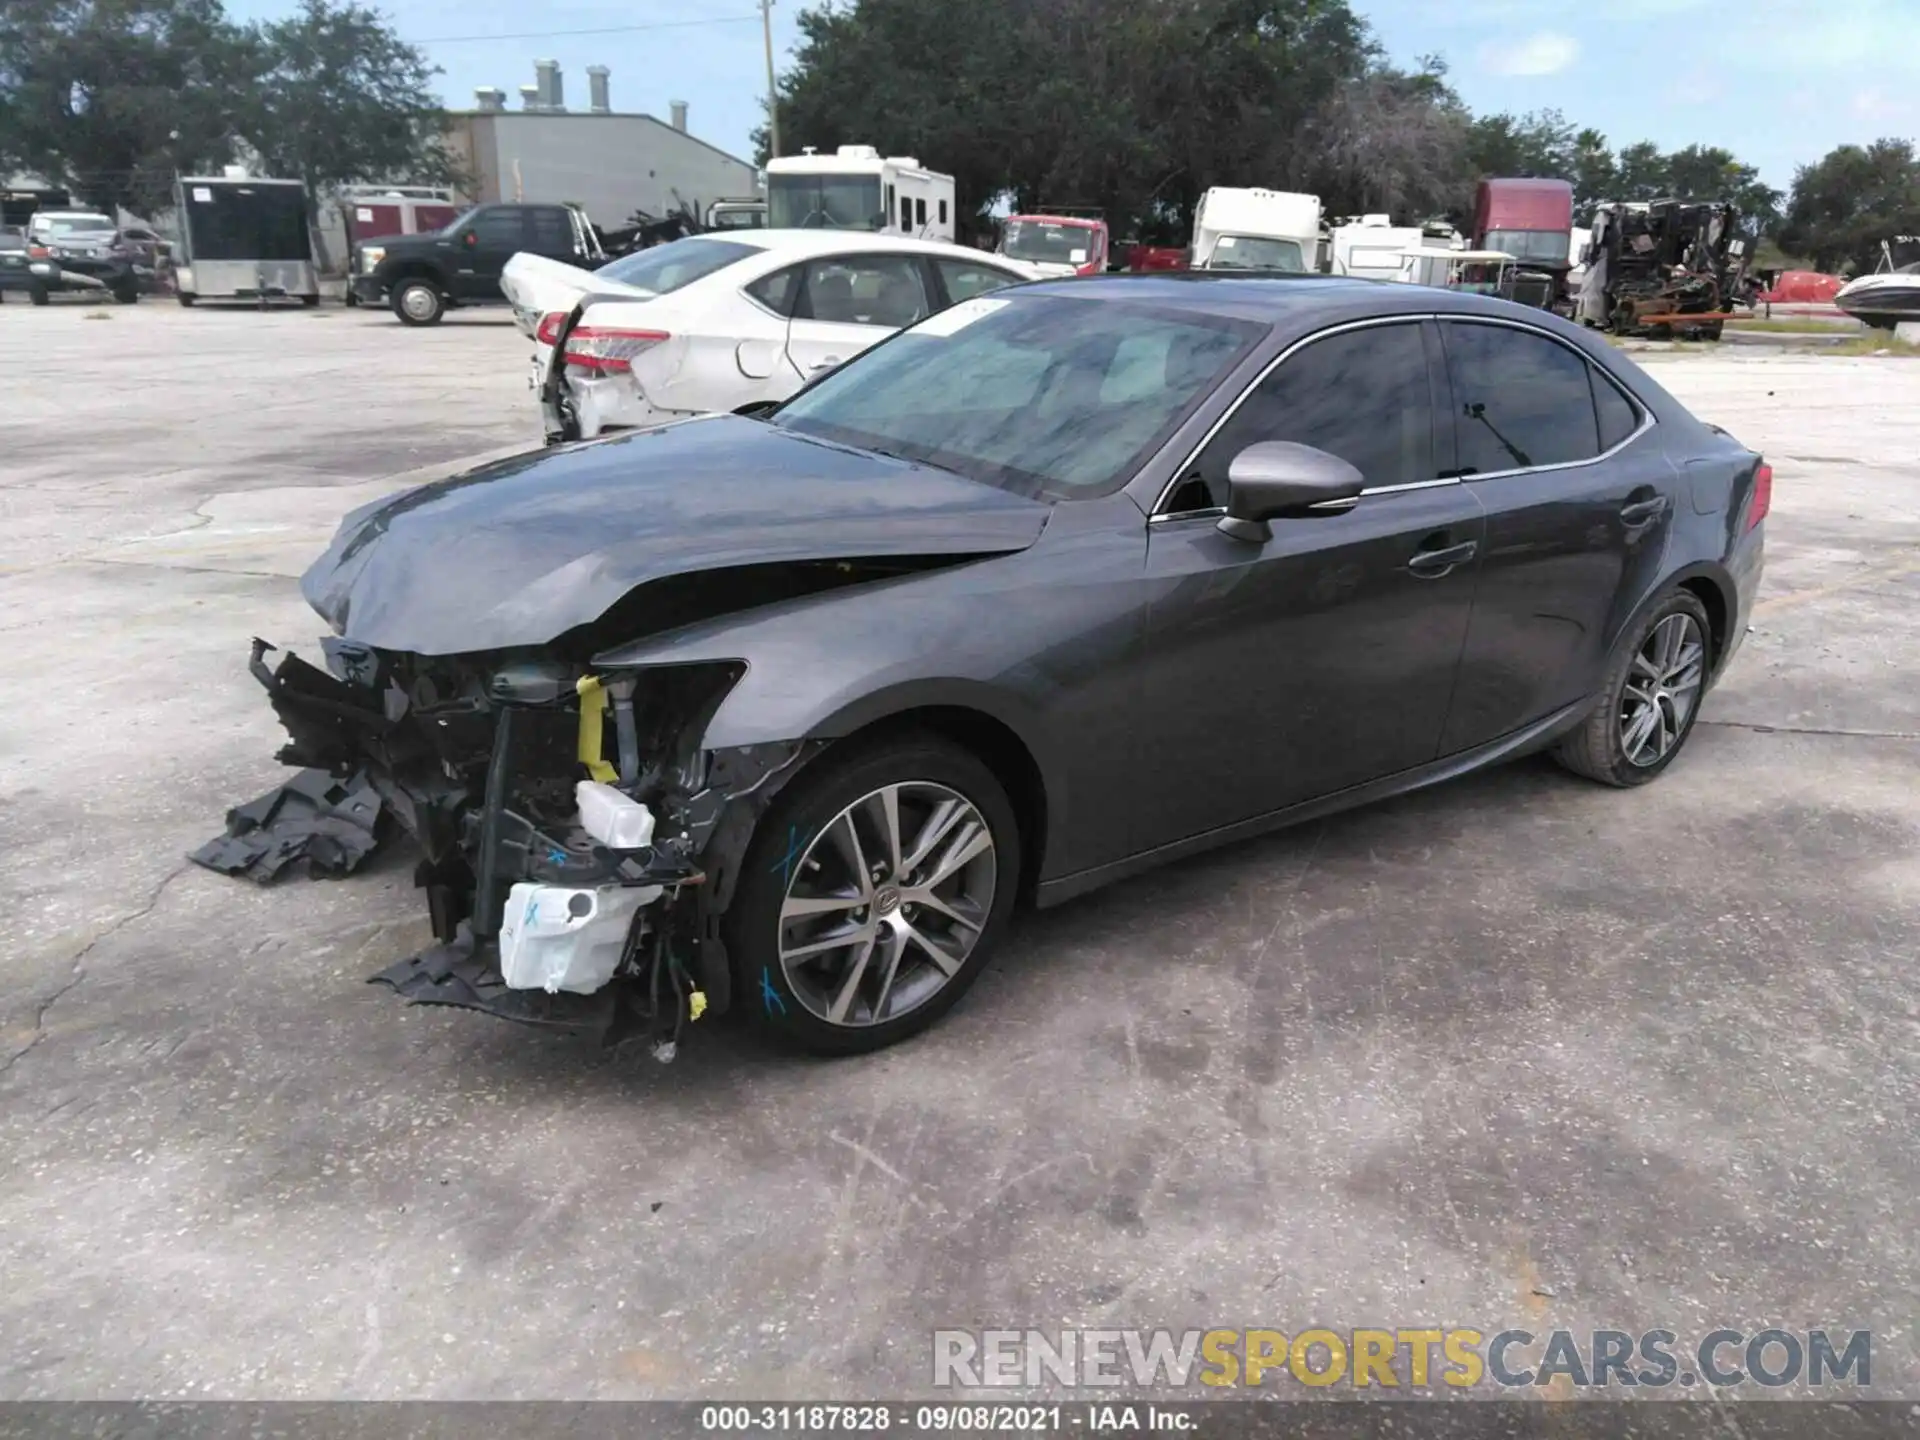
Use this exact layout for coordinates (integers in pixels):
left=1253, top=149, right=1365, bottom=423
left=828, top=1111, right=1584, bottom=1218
left=226, top=0, right=1919, bottom=191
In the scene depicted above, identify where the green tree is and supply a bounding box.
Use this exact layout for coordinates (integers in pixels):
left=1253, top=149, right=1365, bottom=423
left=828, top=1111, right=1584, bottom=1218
left=1779, top=138, right=1920, bottom=274
left=241, top=0, right=460, bottom=216
left=0, top=0, right=256, bottom=215
left=1464, top=108, right=1575, bottom=183
left=1661, top=143, right=1780, bottom=229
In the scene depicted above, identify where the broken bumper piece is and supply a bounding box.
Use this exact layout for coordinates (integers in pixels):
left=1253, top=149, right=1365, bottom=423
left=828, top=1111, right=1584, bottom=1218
left=188, top=766, right=386, bottom=882
left=371, top=923, right=624, bottom=1039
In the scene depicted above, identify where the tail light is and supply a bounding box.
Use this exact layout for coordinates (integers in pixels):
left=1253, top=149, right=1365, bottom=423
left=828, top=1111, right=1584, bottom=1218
left=534, top=311, right=567, bottom=346
left=1744, top=460, right=1772, bottom=532
left=562, top=325, right=669, bottom=374
left=28, top=244, right=49, bottom=260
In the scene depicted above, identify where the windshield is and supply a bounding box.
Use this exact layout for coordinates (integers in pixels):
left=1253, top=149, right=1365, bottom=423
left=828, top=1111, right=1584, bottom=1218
left=37, top=215, right=115, bottom=237
left=708, top=207, right=765, bottom=230
left=1204, top=235, right=1307, bottom=271
left=1482, top=229, right=1571, bottom=265
left=767, top=173, right=884, bottom=230
left=772, top=293, right=1259, bottom=500
left=595, top=237, right=759, bottom=294
left=1001, top=221, right=1097, bottom=265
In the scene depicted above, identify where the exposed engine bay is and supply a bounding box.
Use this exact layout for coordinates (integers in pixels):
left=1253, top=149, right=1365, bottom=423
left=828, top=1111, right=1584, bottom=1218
left=1577, top=201, right=1755, bottom=339
left=243, top=633, right=821, bottom=1060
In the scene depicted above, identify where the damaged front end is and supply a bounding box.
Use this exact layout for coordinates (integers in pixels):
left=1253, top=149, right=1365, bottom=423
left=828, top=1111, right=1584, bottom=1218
left=243, top=634, right=813, bottom=1058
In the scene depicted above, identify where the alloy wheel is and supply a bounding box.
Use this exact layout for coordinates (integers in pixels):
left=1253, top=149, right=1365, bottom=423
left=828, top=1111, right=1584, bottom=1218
left=1620, top=612, right=1705, bottom=767
left=776, top=782, right=997, bottom=1028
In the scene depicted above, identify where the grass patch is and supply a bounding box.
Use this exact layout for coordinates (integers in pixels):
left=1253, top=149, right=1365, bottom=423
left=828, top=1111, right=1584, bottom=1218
left=1820, top=334, right=1920, bottom=357
left=1727, top=317, right=1858, bottom=334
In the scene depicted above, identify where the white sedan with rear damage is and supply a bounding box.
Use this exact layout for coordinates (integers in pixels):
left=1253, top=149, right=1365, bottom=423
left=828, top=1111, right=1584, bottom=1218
left=502, top=230, right=1041, bottom=443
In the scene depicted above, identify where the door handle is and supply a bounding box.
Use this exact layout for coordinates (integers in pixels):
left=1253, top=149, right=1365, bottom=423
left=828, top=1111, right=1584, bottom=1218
left=1407, top=539, right=1477, bottom=576
left=1620, top=495, right=1669, bottom=526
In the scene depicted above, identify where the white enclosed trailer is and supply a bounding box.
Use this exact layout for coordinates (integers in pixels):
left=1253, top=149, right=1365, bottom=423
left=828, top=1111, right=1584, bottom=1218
left=765, top=146, right=955, bottom=243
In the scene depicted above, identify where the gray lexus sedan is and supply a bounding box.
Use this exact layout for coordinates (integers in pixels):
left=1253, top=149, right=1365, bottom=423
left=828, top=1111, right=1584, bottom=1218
left=241, top=274, right=1767, bottom=1057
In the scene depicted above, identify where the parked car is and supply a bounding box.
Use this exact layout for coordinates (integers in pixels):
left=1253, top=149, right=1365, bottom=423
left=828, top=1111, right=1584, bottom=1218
left=246, top=276, right=1767, bottom=1059
left=20, top=211, right=142, bottom=303
left=504, top=229, right=1038, bottom=441
left=0, top=225, right=31, bottom=300
left=351, top=201, right=603, bottom=325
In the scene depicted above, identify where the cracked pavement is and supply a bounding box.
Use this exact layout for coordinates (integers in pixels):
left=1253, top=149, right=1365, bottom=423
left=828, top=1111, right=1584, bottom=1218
left=0, top=305, right=1916, bottom=1400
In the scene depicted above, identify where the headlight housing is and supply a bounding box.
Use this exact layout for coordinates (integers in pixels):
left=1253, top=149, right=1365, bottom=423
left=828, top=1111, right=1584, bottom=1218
left=360, top=246, right=386, bottom=274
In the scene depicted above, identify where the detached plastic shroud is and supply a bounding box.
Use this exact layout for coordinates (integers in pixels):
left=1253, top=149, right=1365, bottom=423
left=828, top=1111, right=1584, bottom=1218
left=248, top=637, right=706, bottom=1049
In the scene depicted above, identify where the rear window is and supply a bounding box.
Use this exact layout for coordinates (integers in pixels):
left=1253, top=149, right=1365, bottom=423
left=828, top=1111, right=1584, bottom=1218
left=596, top=237, right=758, bottom=295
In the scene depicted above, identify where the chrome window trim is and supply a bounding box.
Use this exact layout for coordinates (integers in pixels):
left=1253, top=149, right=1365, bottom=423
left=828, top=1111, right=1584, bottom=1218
left=1150, top=311, right=1656, bottom=516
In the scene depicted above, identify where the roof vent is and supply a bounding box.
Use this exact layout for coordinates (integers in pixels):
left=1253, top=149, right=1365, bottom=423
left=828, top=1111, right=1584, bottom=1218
left=473, top=87, right=507, bottom=111
left=586, top=65, right=610, bottom=114
left=835, top=144, right=880, bottom=160
left=518, top=83, right=541, bottom=112
left=670, top=99, right=688, bottom=132
left=535, top=59, right=564, bottom=112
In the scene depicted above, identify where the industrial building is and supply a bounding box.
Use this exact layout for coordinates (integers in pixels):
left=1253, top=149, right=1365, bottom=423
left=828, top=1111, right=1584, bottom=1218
left=441, top=61, right=760, bottom=232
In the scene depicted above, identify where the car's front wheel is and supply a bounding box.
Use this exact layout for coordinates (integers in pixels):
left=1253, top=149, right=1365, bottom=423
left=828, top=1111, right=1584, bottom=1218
left=725, top=735, right=1022, bottom=1055
left=1555, top=588, right=1713, bottom=786
left=392, top=279, right=444, bottom=326
left=29, top=283, right=48, bottom=306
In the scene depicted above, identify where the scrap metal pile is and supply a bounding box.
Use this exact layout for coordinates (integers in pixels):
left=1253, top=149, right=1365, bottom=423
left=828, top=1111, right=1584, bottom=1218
left=1577, top=201, right=1755, bottom=339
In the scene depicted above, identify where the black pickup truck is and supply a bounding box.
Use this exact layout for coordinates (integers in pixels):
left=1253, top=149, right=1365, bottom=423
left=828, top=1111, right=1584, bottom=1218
left=350, top=201, right=603, bottom=325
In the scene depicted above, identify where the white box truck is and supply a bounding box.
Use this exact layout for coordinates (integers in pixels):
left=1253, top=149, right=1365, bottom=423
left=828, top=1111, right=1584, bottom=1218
left=765, top=146, right=956, bottom=243
left=1190, top=187, right=1321, bottom=272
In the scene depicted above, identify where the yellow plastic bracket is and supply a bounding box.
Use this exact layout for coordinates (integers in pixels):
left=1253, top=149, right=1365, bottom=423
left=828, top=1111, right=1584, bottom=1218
left=689, top=990, right=708, bottom=1022
left=574, top=675, right=618, bottom=783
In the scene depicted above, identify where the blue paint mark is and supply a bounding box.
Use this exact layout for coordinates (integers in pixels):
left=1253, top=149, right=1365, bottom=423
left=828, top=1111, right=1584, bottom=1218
left=546, top=848, right=569, bottom=865
left=770, top=824, right=808, bottom=884
left=522, top=892, right=540, bottom=929
left=760, top=967, right=788, bottom=1017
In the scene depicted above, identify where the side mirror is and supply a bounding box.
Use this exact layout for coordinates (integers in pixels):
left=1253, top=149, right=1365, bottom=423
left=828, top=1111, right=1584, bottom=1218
left=461, top=231, right=477, bottom=247
left=1217, top=441, right=1364, bottom=542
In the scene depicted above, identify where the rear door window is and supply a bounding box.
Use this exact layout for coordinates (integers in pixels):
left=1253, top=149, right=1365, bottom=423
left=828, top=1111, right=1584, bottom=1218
left=1441, top=322, right=1602, bottom=474
left=1592, top=369, right=1642, bottom=451
left=528, top=207, right=575, bottom=255
left=798, top=254, right=930, bottom=328
left=933, top=258, right=1025, bottom=304
left=746, top=264, right=803, bottom=316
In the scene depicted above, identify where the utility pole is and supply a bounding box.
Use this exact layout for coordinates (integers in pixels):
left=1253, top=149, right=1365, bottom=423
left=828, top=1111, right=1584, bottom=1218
left=760, top=0, right=781, bottom=160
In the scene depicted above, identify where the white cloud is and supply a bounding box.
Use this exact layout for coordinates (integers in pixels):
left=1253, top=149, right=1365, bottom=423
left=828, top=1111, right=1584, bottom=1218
left=1478, top=31, right=1580, bottom=76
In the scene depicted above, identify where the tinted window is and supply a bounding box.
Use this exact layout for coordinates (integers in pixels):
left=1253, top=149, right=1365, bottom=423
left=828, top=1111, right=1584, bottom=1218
left=799, top=254, right=929, bottom=328
left=939, top=199, right=948, bottom=226
left=1444, top=322, right=1600, bottom=474
left=774, top=293, right=1257, bottom=499
left=528, top=207, right=574, bottom=253
left=1185, top=322, right=1435, bottom=509
left=899, top=194, right=911, bottom=231
left=597, top=237, right=757, bottom=294
left=1592, top=369, right=1640, bottom=450
left=746, top=264, right=802, bottom=316
left=935, top=258, right=1022, bottom=303
left=470, top=208, right=526, bottom=246
left=915, top=198, right=927, bottom=227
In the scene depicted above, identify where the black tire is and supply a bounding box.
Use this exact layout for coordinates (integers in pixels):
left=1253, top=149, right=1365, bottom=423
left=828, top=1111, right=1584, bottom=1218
left=29, top=284, right=49, bottom=306
left=113, top=280, right=138, bottom=304
left=392, top=278, right=444, bottom=326
left=301, top=293, right=319, bottom=308
left=1554, top=588, right=1713, bottom=787
left=724, top=733, right=1022, bottom=1056
left=176, top=292, right=196, bottom=307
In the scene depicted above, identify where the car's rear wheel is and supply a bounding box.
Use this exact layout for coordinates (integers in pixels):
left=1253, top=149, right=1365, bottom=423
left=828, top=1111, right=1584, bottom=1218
left=1555, top=589, right=1712, bottom=787
left=176, top=292, right=196, bottom=307
left=393, top=279, right=444, bottom=326
left=113, top=279, right=138, bottom=304
left=29, top=283, right=48, bottom=306
left=725, top=735, right=1021, bottom=1055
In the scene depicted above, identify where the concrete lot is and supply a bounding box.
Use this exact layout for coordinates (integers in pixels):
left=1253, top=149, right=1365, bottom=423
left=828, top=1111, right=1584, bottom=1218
left=1, top=300, right=1916, bottom=1400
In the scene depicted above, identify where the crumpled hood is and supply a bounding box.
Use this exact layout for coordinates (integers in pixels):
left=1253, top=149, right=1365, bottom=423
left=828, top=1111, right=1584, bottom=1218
left=302, top=415, right=1051, bottom=655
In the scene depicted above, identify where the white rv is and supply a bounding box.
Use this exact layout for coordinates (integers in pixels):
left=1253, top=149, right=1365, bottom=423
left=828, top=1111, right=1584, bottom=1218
left=1329, top=215, right=1426, bottom=282
left=765, top=146, right=956, bottom=243
left=1191, top=187, right=1321, bottom=272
